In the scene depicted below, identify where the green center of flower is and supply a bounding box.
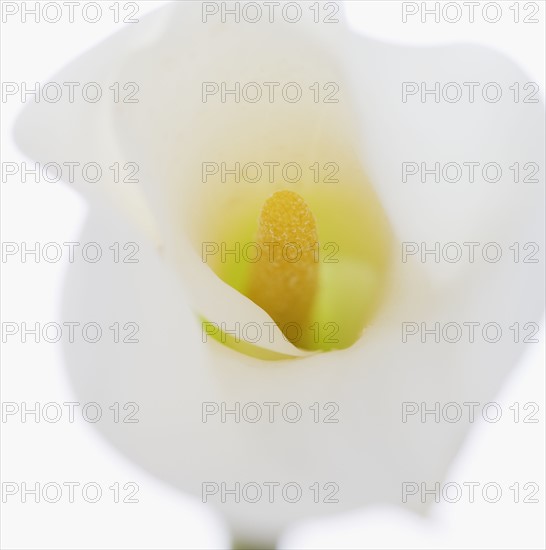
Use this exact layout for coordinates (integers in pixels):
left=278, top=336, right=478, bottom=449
left=201, top=171, right=393, bottom=356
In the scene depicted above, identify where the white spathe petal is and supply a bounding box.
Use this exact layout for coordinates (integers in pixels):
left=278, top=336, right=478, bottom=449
left=341, top=36, right=545, bottom=286
left=58, top=198, right=542, bottom=544
left=107, top=3, right=361, bottom=354
left=15, top=1, right=354, bottom=355
left=13, top=5, right=172, bottom=245
left=14, top=1, right=545, bottom=545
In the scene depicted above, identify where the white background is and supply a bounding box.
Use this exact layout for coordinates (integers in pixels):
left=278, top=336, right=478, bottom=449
left=1, top=1, right=545, bottom=548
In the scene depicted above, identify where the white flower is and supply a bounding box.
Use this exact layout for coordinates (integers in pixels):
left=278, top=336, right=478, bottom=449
left=15, top=1, right=544, bottom=547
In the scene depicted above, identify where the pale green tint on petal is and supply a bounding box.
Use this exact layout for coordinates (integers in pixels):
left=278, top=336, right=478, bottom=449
left=200, top=317, right=299, bottom=362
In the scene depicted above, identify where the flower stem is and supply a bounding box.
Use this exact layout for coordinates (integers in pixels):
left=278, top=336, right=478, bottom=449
left=232, top=536, right=277, bottom=550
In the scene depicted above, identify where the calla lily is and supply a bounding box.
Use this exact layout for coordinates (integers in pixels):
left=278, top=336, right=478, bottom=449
left=15, top=1, right=544, bottom=548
